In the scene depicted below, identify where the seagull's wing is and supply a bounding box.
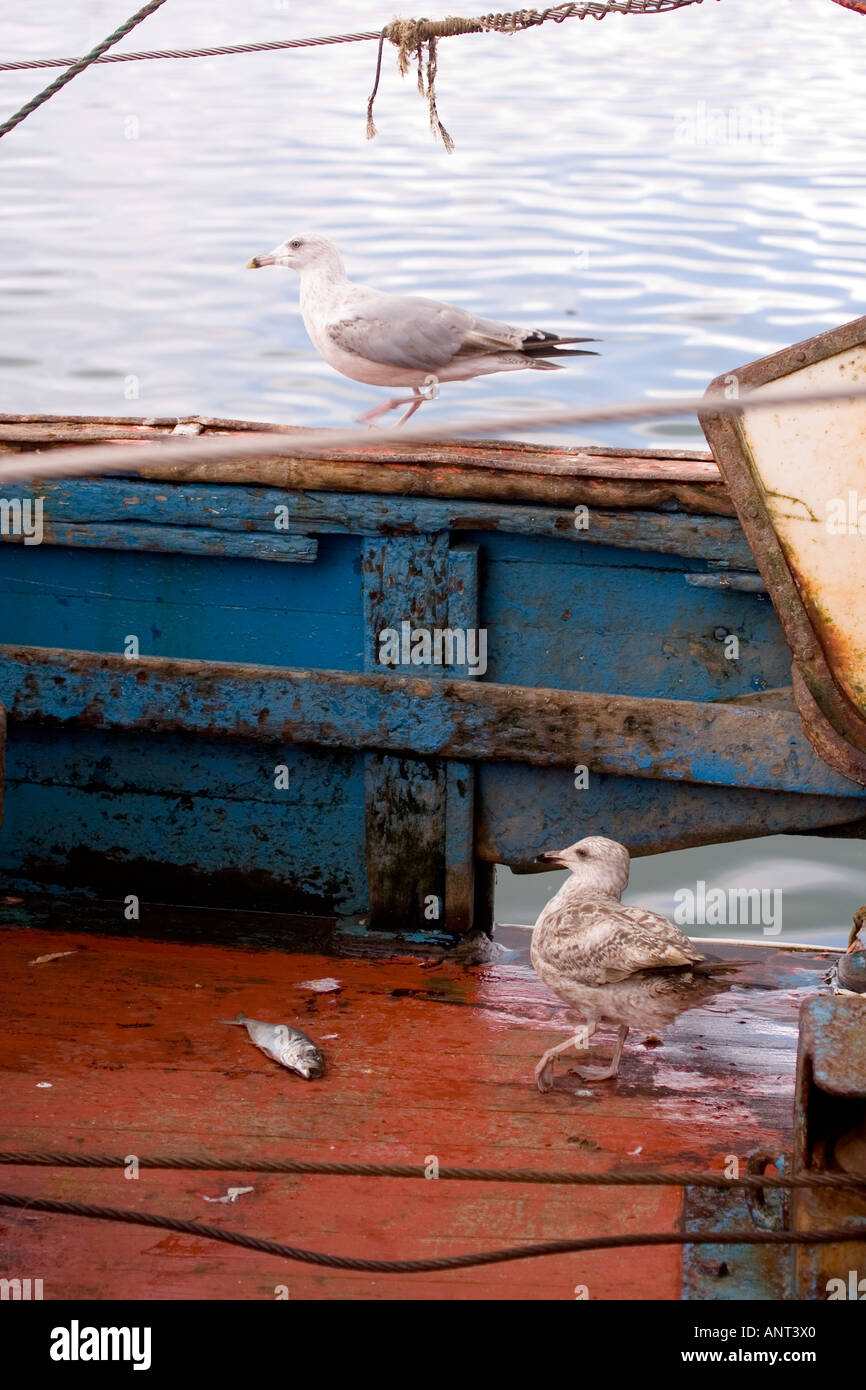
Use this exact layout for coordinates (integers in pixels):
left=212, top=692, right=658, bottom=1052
left=327, top=292, right=596, bottom=373
left=539, top=895, right=704, bottom=985
left=326, top=294, right=476, bottom=373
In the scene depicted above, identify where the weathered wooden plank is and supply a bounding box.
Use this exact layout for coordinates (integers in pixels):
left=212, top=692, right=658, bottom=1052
left=362, top=535, right=450, bottom=933
left=0, top=414, right=734, bottom=514
left=130, top=456, right=736, bottom=516
left=1, top=644, right=863, bottom=797
left=1, top=520, right=317, bottom=563
left=477, top=540, right=788, bottom=697
left=0, top=415, right=720, bottom=478
left=445, top=547, right=481, bottom=933
left=10, top=476, right=755, bottom=565
left=0, top=540, right=362, bottom=671
left=476, top=763, right=866, bottom=864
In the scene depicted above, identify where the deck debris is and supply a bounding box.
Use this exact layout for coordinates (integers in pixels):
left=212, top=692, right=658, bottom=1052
left=201, top=1186, right=254, bottom=1204
left=222, top=1011, right=326, bottom=1079
left=296, top=977, right=342, bottom=993
left=29, top=949, right=78, bottom=966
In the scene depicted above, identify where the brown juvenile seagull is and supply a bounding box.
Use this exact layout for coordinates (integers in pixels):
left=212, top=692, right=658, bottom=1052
left=530, top=835, right=735, bottom=1090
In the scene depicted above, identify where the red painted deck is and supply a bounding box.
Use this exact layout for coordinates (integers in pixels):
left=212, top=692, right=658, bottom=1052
left=0, top=920, right=833, bottom=1300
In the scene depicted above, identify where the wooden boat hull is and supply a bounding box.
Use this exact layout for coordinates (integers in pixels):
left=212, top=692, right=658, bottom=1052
left=0, top=415, right=864, bottom=937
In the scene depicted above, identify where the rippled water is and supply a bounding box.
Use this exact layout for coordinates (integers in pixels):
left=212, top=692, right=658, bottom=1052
left=2, top=0, right=865, bottom=939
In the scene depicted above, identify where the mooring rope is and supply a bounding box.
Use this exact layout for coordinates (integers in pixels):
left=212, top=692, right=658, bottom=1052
left=0, top=1192, right=862, bottom=1272
left=2, top=1151, right=866, bottom=1191
left=0, top=0, right=170, bottom=141
left=0, top=1, right=712, bottom=146
left=0, top=33, right=384, bottom=73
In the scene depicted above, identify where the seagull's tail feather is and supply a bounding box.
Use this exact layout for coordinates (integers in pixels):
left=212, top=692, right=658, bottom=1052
left=692, top=959, right=747, bottom=977
left=533, top=347, right=601, bottom=358
left=521, top=333, right=600, bottom=355
left=522, top=334, right=600, bottom=364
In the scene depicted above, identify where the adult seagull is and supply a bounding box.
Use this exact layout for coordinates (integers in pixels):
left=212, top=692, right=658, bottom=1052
left=247, top=233, right=598, bottom=425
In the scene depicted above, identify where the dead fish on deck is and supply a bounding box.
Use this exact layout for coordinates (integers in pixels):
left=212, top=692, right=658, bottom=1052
left=223, top=1012, right=325, bottom=1079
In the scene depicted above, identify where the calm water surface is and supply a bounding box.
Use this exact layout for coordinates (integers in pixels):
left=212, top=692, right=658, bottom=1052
left=2, top=1, right=865, bottom=939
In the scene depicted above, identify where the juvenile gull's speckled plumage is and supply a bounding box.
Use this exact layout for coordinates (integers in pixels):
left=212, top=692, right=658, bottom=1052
left=530, top=835, right=736, bottom=1089
left=247, top=232, right=598, bottom=425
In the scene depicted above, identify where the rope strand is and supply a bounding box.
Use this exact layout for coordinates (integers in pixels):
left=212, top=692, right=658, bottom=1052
left=0, top=0, right=170, bottom=141
left=2, top=1150, right=866, bottom=1191
left=0, top=1192, right=863, bottom=1273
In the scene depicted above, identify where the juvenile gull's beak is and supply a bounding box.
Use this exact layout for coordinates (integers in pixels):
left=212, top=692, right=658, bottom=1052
left=535, top=851, right=561, bottom=865
left=246, top=252, right=277, bottom=269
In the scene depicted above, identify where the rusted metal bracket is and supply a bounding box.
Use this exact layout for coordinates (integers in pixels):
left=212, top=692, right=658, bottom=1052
left=699, top=316, right=866, bottom=786
left=793, top=996, right=866, bottom=1300
left=682, top=1151, right=793, bottom=1300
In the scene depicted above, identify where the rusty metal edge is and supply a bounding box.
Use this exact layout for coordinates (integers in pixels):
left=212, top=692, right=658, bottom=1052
left=698, top=315, right=866, bottom=781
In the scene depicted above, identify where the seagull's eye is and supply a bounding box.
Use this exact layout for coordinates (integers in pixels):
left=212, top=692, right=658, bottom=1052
left=289, top=239, right=302, bottom=250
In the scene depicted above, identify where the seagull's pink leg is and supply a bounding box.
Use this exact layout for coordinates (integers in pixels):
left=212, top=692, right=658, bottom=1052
left=534, top=1023, right=597, bottom=1092
left=395, top=391, right=425, bottom=427
left=357, top=394, right=420, bottom=426
left=572, top=1024, right=629, bottom=1082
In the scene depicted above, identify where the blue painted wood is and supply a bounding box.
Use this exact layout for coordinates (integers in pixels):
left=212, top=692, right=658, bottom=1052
left=477, top=763, right=866, bottom=867
left=4, top=521, right=317, bottom=563
left=445, top=546, right=481, bottom=932
left=0, top=726, right=368, bottom=913
left=0, top=539, right=362, bottom=669
left=470, top=531, right=790, bottom=697
left=2, top=645, right=862, bottom=798
left=10, top=476, right=755, bottom=566
left=362, top=533, right=450, bottom=932
left=0, top=462, right=862, bottom=926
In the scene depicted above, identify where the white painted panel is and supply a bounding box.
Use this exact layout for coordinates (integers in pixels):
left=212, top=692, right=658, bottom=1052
left=740, top=347, right=866, bottom=712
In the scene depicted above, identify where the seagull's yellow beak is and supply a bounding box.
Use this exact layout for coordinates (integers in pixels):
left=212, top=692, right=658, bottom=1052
left=246, top=251, right=278, bottom=269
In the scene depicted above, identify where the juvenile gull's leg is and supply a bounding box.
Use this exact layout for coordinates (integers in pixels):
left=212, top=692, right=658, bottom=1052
left=357, top=393, right=421, bottom=426
left=534, top=1023, right=597, bottom=1093
left=572, top=1024, right=629, bottom=1082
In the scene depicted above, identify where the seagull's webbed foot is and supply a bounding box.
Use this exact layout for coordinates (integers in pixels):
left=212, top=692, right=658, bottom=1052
left=534, top=1024, right=597, bottom=1093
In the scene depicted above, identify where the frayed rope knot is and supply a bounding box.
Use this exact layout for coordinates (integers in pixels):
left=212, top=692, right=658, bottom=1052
left=364, top=8, right=609, bottom=149
left=367, top=16, right=488, bottom=151
left=365, top=5, right=706, bottom=148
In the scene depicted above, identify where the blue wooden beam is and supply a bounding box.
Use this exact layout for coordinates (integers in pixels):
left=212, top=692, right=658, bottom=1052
left=9, top=477, right=757, bottom=567
left=0, top=643, right=862, bottom=798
